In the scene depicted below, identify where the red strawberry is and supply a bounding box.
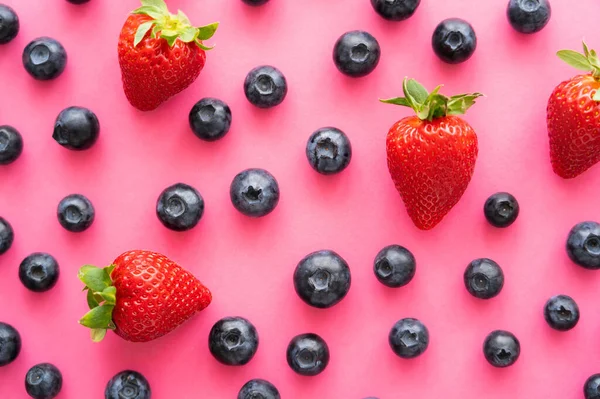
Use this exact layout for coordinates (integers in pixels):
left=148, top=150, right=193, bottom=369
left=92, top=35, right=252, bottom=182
left=381, top=78, right=482, bottom=230
left=547, top=42, right=600, bottom=179
left=117, top=0, right=218, bottom=111
left=78, top=250, right=212, bottom=343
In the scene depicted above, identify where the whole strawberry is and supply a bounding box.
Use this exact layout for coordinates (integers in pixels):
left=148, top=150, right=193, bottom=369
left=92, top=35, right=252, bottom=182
left=118, top=0, right=218, bottom=111
left=78, top=250, right=212, bottom=342
left=381, top=78, right=482, bottom=230
left=548, top=42, right=600, bottom=179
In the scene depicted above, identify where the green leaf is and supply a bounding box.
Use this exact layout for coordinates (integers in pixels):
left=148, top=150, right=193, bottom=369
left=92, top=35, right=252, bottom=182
left=131, top=6, right=164, bottom=19
left=557, top=50, right=593, bottom=71
left=179, top=26, right=198, bottom=43
left=379, top=97, right=411, bottom=107
left=196, top=22, right=219, bottom=41
left=163, top=34, right=178, bottom=47
left=87, top=289, right=100, bottom=309
left=405, top=79, right=429, bottom=105
left=90, top=329, right=107, bottom=343
left=447, top=93, right=484, bottom=115
left=593, top=90, right=600, bottom=102
left=151, top=24, right=161, bottom=39
left=402, top=78, right=420, bottom=112
left=134, top=21, right=155, bottom=47
left=583, top=41, right=591, bottom=57
left=195, top=40, right=215, bottom=51
left=78, top=266, right=112, bottom=293
left=100, top=286, right=116, bottom=305
left=140, top=0, right=168, bottom=11
left=177, top=9, right=191, bottom=25
left=79, top=304, right=114, bottom=329
left=419, top=93, right=449, bottom=121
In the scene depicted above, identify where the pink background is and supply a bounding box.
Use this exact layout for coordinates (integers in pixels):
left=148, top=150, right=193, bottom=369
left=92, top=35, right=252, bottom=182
left=1, top=0, right=600, bottom=397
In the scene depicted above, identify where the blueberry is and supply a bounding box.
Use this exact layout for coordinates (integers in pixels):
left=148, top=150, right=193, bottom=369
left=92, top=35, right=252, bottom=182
left=0, top=5, right=18, bottom=44
left=584, top=374, right=600, bottom=399
left=156, top=183, right=204, bottom=231
left=333, top=30, right=381, bottom=78
left=209, top=317, right=259, bottom=366
left=306, top=127, right=352, bottom=175
left=0, top=125, right=23, bottom=165
left=388, top=318, right=429, bottom=359
left=0, top=322, right=21, bottom=367
left=67, top=0, right=91, bottom=4
left=484, top=192, right=520, bottom=228
left=189, top=98, right=232, bottom=141
left=0, top=217, right=14, bottom=255
left=286, top=333, right=330, bottom=376
left=105, top=370, right=151, bottom=399
left=53, top=106, right=100, bottom=150
left=238, top=379, right=280, bottom=399
left=244, top=66, right=287, bottom=108
left=22, top=37, right=67, bottom=81
left=567, top=221, right=600, bottom=270
left=464, top=258, right=504, bottom=299
left=294, top=250, right=351, bottom=309
left=483, top=330, right=520, bottom=368
left=507, top=0, right=551, bottom=34
left=230, top=168, right=280, bottom=217
left=431, top=18, right=477, bottom=64
left=19, top=253, right=60, bottom=293
left=57, top=194, right=95, bottom=232
left=544, top=295, right=579, bottom=331
left=374, top=245, right=416, bottom=288
left=241, top=0, right=269, bottom=5
left=25, top=363, right=62, bottom=399
left=370, top=0, right=420, bottom=21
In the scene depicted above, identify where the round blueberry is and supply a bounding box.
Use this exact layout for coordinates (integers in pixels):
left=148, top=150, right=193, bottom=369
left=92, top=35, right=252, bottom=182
left=57, top=194, right=95, bottom=232
left=389, top=318, right=429, bottom=359
left=189, top=98, right=232, bottom=141
left=209, top=317, right=259, bottom=366
left=244, top=66, right=287, bottom=109
left=156, top=183, right=204, bottom=231
left=370, top=0, right=420, bottom=21
left=241, top=0, right=269, bottom=5
left=286, top=333, right=330, bottom=376
left=294, top=250, right=351, bottom=309
left=0, top=217, right=14, bottom=255
left=567, top=221, right=600, bottom=270
left=230, top=168, right=280, bottom=217
left=464, top=258, right=504, bottom=300
left=53, top=106, right=100, bottom=151
left=333, top=30, right=381, bottom=78
left=105, top=370, right=151, bottom=399
left=507, top=0, right=551, bottom=34
left=22, top=37, right=67, bottom=81
left=238, top=379, right=280, bottom=399
left=25, top=363, right=62, bottom=399
left=0, top=5, right=19, bottom=44
left=67, top=0, right=91, bottom=4
left=484, top=192, right=520, bottom=228
left=483, top=330, right=520, bottom=368
left=306, top=127, right=352, bottom=175
left=19, top=253, right=60, bottom=293
left=0, top=125, right=23, bottom=165
left=431, top=18, right=477, bottom=64
left=0, top=322, right=21, bottom=367
left=374, top=245, right=416, bottom=288
left=544, top=295, right=579, bottom=331
left=584, top=374, right=600, bottom=399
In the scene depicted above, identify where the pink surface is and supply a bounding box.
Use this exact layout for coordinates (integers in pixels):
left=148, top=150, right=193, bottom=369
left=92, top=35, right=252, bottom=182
left=1, top=0, right=600, bottom=397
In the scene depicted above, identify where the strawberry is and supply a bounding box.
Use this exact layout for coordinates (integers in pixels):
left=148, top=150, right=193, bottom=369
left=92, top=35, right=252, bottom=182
left=117, top=0, right=218, bottom=111
left=547, top=42, right=600, bottom=179
left=78, top=250, right=212, bottom=343
left=381, top=78, right=483, bottom=230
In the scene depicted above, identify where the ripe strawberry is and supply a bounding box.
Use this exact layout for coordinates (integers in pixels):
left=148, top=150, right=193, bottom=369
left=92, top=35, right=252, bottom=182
left=547, top=42, right=600, bottom=179
left=78, top=250, right=212, bottom=343
left=117, top=0, right=218, bottom=111
left=381, top=78, right=483, bottom=230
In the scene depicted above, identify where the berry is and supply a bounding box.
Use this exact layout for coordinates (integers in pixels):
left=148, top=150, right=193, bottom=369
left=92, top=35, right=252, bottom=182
left=333, top=30, right=381, bottom=78
left=373, top=245, right=416, bottom=288
left=22, top=37, right=67, bottom=81
left=484, top=192, right=520, bottom=228
left=584, top=374, right=600, bottom=399
left=483, top=330, right=520, bottom=368
left=431, top=18, right=477, bottom=64
left=57, top=194, right=95, bottom=232
left=507, top=0, right=551, bottom=34
left=306, top=127, right=352, bottom=175
left=105, top=370, right=151, bottom=399
left=244, top=66, right=288, bottom=108
left=53, top=106, right=100, bottom=151
left=388, top=318, right=429, bottom=359
left=286, top=333, right=330, bottom=376
left=0, top=4, right=18, bottom=44
left=0, top=217, right=14, bottom=255
left=0, top=322, right=21, bottom=367
left=189, top=98, right=232, bottom=141
left=294, top=250, right=351, bottom=309
left=156, top=183, right=204, bottom=231
left=566, top=221, right=600, bottom=270
left=241, top=0, right=270, bottom=5
left=238, top=379, right=280, bottom=399
left=208, top=317, right=259, bottom=366
left=370, top=0, right=420, bottom=21
left=19, top=253, right=60, bottom=293
left=25, top=363, right=62, bottom=399
left=0, top=125, right=23, bottom=165
left=230, top=168, right=280, bottom=217
left=544, top=295, right=579, bottom=331
left=463, top=258, right=504, bottom=299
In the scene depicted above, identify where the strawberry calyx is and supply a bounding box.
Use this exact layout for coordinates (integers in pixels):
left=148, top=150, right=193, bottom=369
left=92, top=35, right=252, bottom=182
left=78, top=264, right=117, bottom=343
left=131, top=0, right=218, bottom=50
left=557, top=41, right=600, bottom=101
left=380, top=77, right=483, bottom=122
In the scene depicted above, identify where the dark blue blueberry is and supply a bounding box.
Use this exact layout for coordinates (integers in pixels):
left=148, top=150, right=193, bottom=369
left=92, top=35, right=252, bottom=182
left=19, top=253, right=60, bottom=293
left=241, top=0, right=269, bottom=5
left=156, top=183, right=204, bottom=231
left=483, top=330, right=520, bottom=368
left=105, top=370, right=151, bottom=399
left=544, top=295, right=579, bottom=331
left=25, top=363, right=62, bottom=399
left=238, top=379, right=280, bottom=399
left=286, top=333, right=329, bottom=376
left=388, top=318, right=429, bottom=359
left=67, top=0, right=91, bottom=4
left=567, top=221, right=600, bottom=270
left=22, top=37, right=67, bottom=81
left=584, top=374, right=600, bottom=399
left=484, top=192, right=520, bottom=228
left=230, top=168, right=280, bottom=217
left=374, top=245, right=416, bottom=288
left=370, top=0, right=420, bottom=21
left=0, top=322, right=21, bottom=367
left=432, top=18, right=477, bottom=64
left=507, top=0, right=551, bottom=34
left=53, top=106, right=100, bottom=151
left=306, top=127, right=352, bottom=175
left=333, top=30, right=381, bottom=78
left=0, top=125, right=23, bottom=165
left=57, top=194, right=95, bottom=232
left=0, top=5, right=18, bottom=44
left=209, top=317, right=259, bottom=366
left=0, top=217, right=14, bottom=255
left=294, top=250, right=351, bottom=309
left=464, top=258, right=504, bottom=300
left=244, top=66, right=287, bottom=108
left=189, top=98, right=232, bottom=141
